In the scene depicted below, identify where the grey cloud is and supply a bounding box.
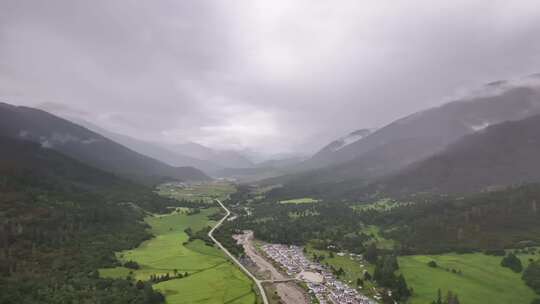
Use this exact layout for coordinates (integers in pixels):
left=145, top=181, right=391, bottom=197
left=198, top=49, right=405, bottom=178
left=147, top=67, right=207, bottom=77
left=1, top=0, right=540, bottom=154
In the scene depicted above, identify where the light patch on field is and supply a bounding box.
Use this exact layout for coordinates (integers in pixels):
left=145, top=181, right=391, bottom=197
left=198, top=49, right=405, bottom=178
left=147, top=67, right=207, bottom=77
left=280, top=197, right=319, bottom=204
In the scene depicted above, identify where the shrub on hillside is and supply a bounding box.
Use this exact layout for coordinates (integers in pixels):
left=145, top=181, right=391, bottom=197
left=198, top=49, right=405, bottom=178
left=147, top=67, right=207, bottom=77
left=501, top=253, right=523, bottom=273
left=523, top=261, right=540, bottom=294
left=124, top=260, right=140, bottom=270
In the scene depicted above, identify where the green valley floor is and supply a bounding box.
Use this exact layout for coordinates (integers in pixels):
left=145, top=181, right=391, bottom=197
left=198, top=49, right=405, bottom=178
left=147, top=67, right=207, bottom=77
left=399, top=253, right=537, bottom=304
left=100, top=208, right=257, bottom=304
left=307, top=244, right=538, bottom=304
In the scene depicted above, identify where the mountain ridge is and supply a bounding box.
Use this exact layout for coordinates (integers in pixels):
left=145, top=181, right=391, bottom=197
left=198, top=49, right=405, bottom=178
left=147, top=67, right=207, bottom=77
left=0, top=102, right=210, bottom=184
left=64, top=117, right=223, bottom=174
left=366, top=114, right=540, bottom=196
left=266, top=84, right=540, bottom=199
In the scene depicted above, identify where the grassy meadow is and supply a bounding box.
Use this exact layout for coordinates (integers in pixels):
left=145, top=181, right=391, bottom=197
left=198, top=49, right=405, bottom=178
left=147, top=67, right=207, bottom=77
left=306, top=246, right=539, bottom=304
left=399, top=252, right=537, bottom=304
left=100, top=206, right=257, bottom=304
left=360, top=225, right=395, bottom=250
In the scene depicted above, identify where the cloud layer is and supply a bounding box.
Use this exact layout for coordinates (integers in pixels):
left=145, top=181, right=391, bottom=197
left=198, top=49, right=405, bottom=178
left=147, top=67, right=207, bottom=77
left=2, top=0, right=540, bottom=154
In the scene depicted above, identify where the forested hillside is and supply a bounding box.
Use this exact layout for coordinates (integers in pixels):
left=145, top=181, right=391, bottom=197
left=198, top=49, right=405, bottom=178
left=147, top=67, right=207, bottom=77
left=0, top=137, right=178, bottom=303
left=233, top=183, right=540, bottom=254
left=360, top=184, right=540, bottom=253
left=305, top=86, right=540, bottom=171
left=366, top=115, right=540, bottom=196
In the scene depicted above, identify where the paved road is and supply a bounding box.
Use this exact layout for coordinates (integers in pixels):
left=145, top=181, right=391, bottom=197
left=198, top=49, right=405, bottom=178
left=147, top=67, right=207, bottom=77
left=208, top=199, right=269, bottom=304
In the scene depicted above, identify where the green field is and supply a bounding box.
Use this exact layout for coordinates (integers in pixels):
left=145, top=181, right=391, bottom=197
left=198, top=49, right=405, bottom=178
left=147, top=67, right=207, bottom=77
left=100, top=208, right=256, bottom=304
left=157, top=181, right=236, bottom=203
left=361, top=225, right=395, bottom=250
left=399, top=252, right=537, bottom=304
left=279, top=197, right=319, bottom=204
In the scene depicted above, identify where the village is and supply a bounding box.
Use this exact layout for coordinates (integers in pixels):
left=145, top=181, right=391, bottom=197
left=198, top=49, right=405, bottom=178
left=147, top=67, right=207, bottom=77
left=261, top=244, right=378, bottom=304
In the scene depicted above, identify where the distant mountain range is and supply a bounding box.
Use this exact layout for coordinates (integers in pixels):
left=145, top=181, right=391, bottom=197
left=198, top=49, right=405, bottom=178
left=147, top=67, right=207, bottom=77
left=164, top=141, right=254, bottom=170
left=9, top=76, right=540, bottom=196
left=68, top=118, right=224, bottom=174
left=268, top=80, right=540, bottom=199
left=0, top=103, right=210, bottom=184
left=306, top=86, right=540, bottom=172
left=69, top=117, right=302, bottom=179
left=28, top=104, right=306, bottom=179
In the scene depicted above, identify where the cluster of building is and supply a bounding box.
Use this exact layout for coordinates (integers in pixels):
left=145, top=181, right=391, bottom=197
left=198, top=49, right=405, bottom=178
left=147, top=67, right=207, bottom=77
left=261, top=244, right=377, bottom=304
left=262, top=244, right=317, bottom=275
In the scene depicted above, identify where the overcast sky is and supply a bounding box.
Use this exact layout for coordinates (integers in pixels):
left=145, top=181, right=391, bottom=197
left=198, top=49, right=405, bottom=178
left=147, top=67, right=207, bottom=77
left=2, top=1, right=540, bottom=154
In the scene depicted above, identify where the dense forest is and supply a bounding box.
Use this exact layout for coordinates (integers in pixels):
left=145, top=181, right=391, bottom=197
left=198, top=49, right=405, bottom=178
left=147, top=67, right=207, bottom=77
left=0, top=137, right=181, bottom=303
left=247, top=183, right=540, bottom=254
left=361, top=184, right=540, bottom=253
left=224, top=186, right=374, bottom=253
